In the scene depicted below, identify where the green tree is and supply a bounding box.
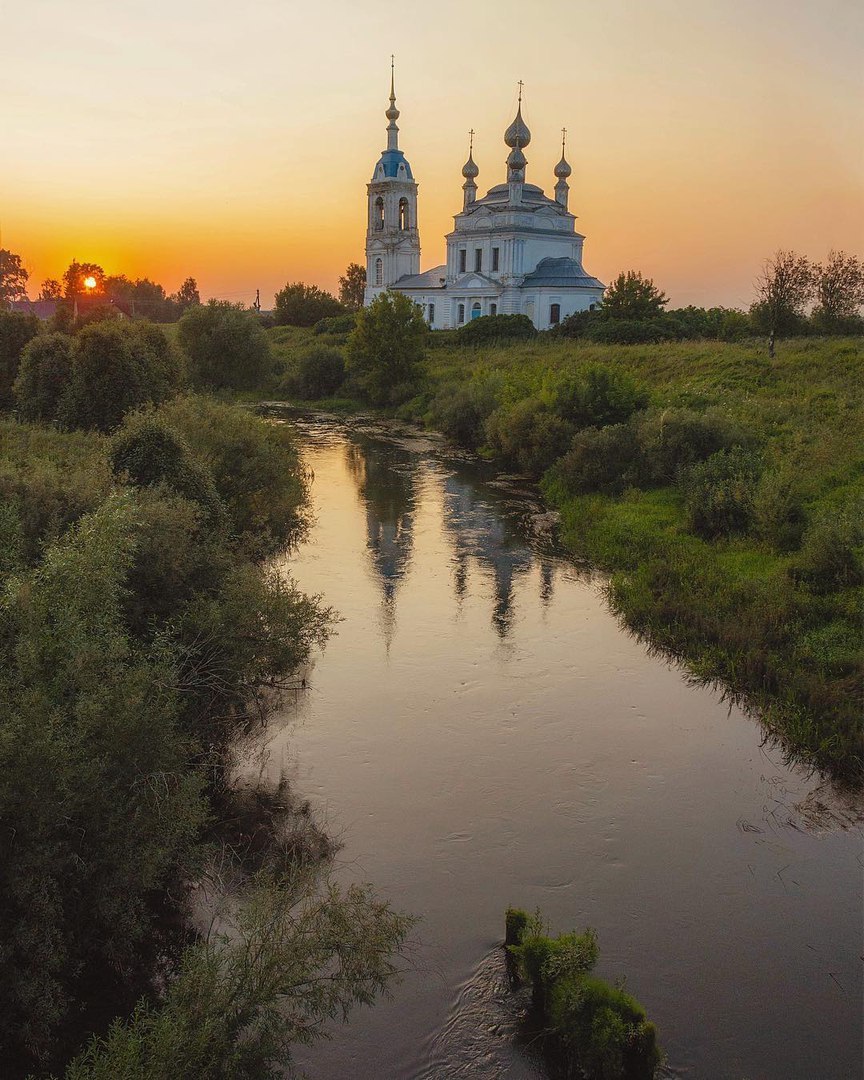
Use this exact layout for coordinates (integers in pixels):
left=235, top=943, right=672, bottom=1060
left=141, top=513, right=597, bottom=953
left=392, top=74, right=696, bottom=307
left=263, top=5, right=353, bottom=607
left=0, top=498, right=207, bottom=1068
left=13, top=332, right=73, bottom=421
left=171, top=276, right=201, bottom=311
left=38, top=279, right=64, bottom=302
left=346, top=291, right=427, bottom=405
left=62, top=872, right=413, bottom=1080
left=177, top=300, right=271, bottom=390
left=338, top=263, right=367, bottom=311
left=0, top=249, right=30, bottom=308
left=600, top=270, right=669, bottom=321
left=752, top=249, right=815, bottom=355
left=0, top=311, right=40, bottom=407
left=812, top=250, right=864, bottom=328
left=59, top=321, right=183, bottom=432
left=62, top=260, right=106, bottom=300
left=273, top=282, right=343, bottom=327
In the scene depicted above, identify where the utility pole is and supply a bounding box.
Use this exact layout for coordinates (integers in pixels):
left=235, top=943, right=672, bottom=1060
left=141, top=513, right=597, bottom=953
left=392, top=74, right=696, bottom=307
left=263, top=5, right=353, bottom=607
left=254, top=288, right=261, bottom=313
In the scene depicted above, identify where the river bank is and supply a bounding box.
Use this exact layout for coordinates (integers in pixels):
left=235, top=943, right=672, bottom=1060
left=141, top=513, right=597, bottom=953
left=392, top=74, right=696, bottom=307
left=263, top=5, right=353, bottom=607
left=257, top=332, right=864, bottom=782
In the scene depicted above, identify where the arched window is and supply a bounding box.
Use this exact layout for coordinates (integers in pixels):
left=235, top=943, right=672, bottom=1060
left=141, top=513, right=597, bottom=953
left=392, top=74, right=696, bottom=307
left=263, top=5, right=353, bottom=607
left=399, top=198, right=409, bottom=230
left=428, top=303, right=435, bottom=325
left=490, top=303, right=497, bottom=317
left=375, top=258, right=383, bottom=286
left=374, top=197, right=384, bottom=230
left=550, top=303, right=561, bottom=325
left=471, top=302, right=482, bottom=320
left=457, top=303, right=465, bottom=324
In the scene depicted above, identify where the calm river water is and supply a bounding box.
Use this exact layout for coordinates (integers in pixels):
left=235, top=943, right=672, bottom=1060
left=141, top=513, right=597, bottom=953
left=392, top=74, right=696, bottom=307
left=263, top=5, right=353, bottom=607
left=249, top=414, right=862, bottom=1079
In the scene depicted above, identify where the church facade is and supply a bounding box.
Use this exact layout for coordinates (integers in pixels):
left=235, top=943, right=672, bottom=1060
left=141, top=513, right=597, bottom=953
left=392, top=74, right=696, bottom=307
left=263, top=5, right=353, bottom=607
left=364, top=72, right=605, bottom=330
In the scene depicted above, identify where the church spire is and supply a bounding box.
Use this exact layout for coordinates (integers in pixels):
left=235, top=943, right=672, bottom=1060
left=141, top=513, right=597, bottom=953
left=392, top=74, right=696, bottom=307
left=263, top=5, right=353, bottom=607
left=505, top=82, right=529, bottom=201
left=385, top=55, right=400, bottom=151
left=554, top=126, right=572, bottom=208
left=462, top=128, right=479, bottom=209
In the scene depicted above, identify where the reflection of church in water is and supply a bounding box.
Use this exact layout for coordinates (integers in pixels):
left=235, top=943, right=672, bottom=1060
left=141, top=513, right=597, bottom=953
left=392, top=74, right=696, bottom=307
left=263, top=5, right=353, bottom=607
left=347, top=437, right=554, bottom=641
left=442, top=476, right=554, bottom=638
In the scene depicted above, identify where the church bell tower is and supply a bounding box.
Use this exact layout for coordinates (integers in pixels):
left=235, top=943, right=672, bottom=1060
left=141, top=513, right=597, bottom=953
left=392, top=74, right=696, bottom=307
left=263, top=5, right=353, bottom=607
left=364, top=61, right=421, bottom=304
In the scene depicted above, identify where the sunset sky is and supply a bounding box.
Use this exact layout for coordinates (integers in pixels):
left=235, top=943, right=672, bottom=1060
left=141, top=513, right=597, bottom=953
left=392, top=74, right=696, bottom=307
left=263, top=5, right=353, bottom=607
left=3, top=0, right=862, bottom=308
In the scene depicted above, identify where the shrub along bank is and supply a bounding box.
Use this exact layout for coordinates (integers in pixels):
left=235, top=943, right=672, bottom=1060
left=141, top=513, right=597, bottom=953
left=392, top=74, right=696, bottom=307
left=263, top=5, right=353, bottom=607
left=0, top=394, right=411, bottom=1079
left=258, top=328, right=862, bottom=781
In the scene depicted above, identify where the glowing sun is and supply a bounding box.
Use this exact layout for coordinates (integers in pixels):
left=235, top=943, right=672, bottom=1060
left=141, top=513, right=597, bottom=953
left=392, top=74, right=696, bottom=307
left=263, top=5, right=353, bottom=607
left=83, top=276, right=97, bottom=290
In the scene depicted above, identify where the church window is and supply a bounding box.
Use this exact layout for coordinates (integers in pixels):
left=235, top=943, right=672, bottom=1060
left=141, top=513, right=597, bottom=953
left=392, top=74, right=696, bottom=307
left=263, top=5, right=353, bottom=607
left=399, top=198, right=409, bottom=230
left=374, top=197, right=384, bottom=230
left=428, top=303, right=435, bottom=325
left=457, top=303, right=465, bottom=324
left=458, top=249, right=466, bottom=274
left=589, top=303, right=596, bottom=311
left=550, top=303, right=561, bottom=325
left=490, top=303, right=497, bottom=317
left=471, top=302, right=481, bottom=320
left=492, top=247, right=500, bottom=271
left=474, top=249, right=482, bottom=273
left=375, top=258, right=383, bottom=286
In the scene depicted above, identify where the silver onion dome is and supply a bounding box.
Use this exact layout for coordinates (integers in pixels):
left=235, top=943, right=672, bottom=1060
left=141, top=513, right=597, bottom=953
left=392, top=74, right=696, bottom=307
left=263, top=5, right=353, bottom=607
left=504, top=104, right=531, bottom=149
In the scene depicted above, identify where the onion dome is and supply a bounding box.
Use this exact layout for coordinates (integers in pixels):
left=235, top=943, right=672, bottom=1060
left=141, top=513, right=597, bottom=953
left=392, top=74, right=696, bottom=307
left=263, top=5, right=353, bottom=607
left=507, top=144, right=526, bottom=171
left=504, top=106, right=531, bottom=148
left=462, top=152, right=479, bottom=179
left=462, top=129, right=479, bottom=179
left=504, top=85, right=531, bottom=149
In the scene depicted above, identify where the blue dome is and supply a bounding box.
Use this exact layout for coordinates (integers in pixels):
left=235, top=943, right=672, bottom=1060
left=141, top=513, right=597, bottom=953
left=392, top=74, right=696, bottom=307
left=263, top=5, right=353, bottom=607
left=374, top=148, right=414, bottom=180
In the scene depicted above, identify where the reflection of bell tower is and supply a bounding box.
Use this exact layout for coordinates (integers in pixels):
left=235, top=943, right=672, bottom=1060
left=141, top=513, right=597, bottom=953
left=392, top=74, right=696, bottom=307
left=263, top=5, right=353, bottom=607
left=364, top=59, right=421, bottom=304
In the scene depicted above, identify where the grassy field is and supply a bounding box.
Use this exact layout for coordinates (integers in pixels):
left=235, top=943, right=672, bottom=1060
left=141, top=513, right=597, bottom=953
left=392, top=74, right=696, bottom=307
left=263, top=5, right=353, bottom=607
left=262, top=328, right=863, bottom=781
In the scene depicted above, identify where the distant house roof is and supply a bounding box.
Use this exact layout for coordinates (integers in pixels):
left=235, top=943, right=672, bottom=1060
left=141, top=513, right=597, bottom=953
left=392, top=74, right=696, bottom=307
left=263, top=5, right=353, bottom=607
left=8, top=299, right=59, bottom=320
left=521, top=257, right=605, bottom=290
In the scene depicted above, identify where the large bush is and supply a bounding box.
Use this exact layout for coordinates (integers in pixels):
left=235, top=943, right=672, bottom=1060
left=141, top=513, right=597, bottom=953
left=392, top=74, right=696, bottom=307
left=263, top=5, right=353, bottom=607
left=485, top=397, right=573, bottom=476
left=681, top=446, right=763, bottom=538
left=555, top=366, right=649, bottom=430
left=636, top=407, right=740, bottom=484
left=791, top=512, right=863, bottom=593
left=177, top=300, right=271, bottom=390
left=109, top=412, right=224, bottom=528
left=56, top=321, right=183, bottom=432
left=13, top=333, right=74, bottom=422
left=154, top=395, right=308, bottom=554
left=429, top=378, right=499, bottom=449
left=583, top=319, right=676, bottom=345
left=457, top=313, right=536, bottom=345
left=550, top=424, right=646, bottom=495
left=0, top=311, right=40, bottom=408
left=293, top=345, right=346, bottom=399
left=346, top=291, right=427, bottom=406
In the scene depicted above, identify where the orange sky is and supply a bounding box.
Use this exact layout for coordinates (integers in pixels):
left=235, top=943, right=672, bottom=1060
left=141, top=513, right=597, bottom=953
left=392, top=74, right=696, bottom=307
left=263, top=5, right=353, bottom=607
left=3, top=0, right=862, bottom=309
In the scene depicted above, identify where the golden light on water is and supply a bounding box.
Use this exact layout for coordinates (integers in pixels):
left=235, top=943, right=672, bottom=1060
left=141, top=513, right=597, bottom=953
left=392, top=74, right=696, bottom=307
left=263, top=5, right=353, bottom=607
left=83, top=276, right=97, bottom=290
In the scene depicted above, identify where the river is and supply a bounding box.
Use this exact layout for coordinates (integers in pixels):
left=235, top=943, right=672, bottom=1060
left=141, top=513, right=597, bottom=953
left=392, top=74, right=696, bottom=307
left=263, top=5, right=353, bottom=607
left=242, top=413, right=862, bottom=1079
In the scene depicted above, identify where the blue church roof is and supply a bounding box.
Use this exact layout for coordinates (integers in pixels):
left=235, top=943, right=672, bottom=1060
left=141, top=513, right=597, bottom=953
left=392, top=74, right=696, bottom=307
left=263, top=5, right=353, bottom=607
left=521, top=257, right=605, bottom=289
left=374, top=148, right=414, bottom=180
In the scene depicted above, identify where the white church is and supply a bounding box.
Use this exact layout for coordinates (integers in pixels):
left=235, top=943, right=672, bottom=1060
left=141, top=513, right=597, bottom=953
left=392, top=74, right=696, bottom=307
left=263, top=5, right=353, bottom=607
left=363, top=70, right=605, bottom=330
